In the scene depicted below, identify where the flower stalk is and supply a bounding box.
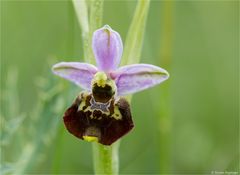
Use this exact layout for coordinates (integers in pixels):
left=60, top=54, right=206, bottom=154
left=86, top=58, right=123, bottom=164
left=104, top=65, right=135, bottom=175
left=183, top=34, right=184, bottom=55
left=73, top=1, right=120, bottom=174
left=70, top=1, right=154, bottom=174
left=92, top=141, right=120, bottom=175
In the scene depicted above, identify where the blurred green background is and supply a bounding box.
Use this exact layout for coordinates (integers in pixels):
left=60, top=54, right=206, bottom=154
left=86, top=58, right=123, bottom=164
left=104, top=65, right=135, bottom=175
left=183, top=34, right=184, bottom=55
left=1, top=0, right=239, bottom=174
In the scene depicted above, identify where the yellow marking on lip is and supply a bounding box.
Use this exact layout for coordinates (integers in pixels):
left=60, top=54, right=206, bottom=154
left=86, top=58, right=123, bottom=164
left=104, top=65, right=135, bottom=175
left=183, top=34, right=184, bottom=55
left=78, top=100, right=86, bottom=111
left=77, top=92, right=88, bottom=111
left=83, top=136, right=99, bottom=142
left=112, top=105, right=122, bottom=120
left=82, top=106, right=110, bottom=119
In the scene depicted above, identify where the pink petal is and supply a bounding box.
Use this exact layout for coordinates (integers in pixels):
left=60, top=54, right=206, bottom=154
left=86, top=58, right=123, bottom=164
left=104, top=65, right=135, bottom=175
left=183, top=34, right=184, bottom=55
left=52, top=62, right=98, bottom=90
left=92, top=25, right=123, bottom=72
left=111, top=64, right=169, bottom=96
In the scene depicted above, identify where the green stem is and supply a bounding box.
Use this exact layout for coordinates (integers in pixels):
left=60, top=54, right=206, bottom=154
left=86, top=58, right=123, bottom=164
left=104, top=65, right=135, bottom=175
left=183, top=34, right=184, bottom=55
left=92, top=141, right=120, bottom=175
left=72, top=1, right=118, bottom=174
left=91, top=0, right=149, bottom=174
left=72, top=0, right=150, bottom=174
left=87, top=0, right=120, bottom=174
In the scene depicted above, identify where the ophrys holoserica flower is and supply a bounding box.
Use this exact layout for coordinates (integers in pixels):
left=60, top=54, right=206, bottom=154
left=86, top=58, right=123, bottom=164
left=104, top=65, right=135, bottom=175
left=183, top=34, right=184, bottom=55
left=52, top=25, right=169, bottom=145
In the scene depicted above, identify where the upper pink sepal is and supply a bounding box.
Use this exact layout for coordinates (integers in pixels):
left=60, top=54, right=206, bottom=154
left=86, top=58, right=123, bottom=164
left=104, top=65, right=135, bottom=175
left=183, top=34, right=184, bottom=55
left=92, top=25, right=123, bottom=72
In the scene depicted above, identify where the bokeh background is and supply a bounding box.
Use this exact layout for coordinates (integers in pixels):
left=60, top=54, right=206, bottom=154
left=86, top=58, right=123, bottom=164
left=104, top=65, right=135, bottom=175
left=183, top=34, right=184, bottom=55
left=1, top=0, right=239, bottom=174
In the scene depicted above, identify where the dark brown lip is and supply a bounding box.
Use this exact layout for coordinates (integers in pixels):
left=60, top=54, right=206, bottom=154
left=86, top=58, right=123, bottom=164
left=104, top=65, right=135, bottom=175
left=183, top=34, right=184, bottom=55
left=63, top=92, right=134, bottom=145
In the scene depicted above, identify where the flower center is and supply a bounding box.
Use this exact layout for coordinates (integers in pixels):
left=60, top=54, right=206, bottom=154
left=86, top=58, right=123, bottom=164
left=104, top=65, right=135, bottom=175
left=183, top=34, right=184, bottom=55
left=91, top=72, right=116, bottom=103
left=93, top=72, right=108, bottom=87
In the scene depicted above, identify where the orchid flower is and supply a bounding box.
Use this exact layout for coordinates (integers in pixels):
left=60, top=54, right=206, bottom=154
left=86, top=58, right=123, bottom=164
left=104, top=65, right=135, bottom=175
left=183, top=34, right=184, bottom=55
left=52, top=25, right=169, bottom=145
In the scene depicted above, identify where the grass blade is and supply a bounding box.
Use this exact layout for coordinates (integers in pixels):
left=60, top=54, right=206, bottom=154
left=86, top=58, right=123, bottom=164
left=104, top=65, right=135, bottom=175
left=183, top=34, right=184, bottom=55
left=72, top=0, right=90, bottom=62
left=121, top=0, right=150, bottom=65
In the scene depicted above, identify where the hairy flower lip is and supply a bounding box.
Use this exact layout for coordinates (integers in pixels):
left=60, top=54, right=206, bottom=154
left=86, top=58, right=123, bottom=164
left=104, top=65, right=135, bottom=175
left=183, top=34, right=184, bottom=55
left=63, top=93, right=134, bottom=146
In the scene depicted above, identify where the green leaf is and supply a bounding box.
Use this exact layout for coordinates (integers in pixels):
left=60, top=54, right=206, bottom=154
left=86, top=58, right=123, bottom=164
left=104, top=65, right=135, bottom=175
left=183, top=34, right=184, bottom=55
left=88, top=0, right=104, bottom=64
left=72, top=0, right=104, bottom=65
left=121, top=0, right=150, bottom=65
left=72, top=0, right=89, bottom=35
left=89, top=0, right=104, bottom=35
left=72, top=0, right=90, bottom=62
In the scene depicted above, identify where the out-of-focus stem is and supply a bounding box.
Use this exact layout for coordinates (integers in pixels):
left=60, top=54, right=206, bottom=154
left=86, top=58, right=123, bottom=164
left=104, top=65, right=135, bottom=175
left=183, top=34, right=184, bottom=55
left=158, top=1, right=173, bottom=173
